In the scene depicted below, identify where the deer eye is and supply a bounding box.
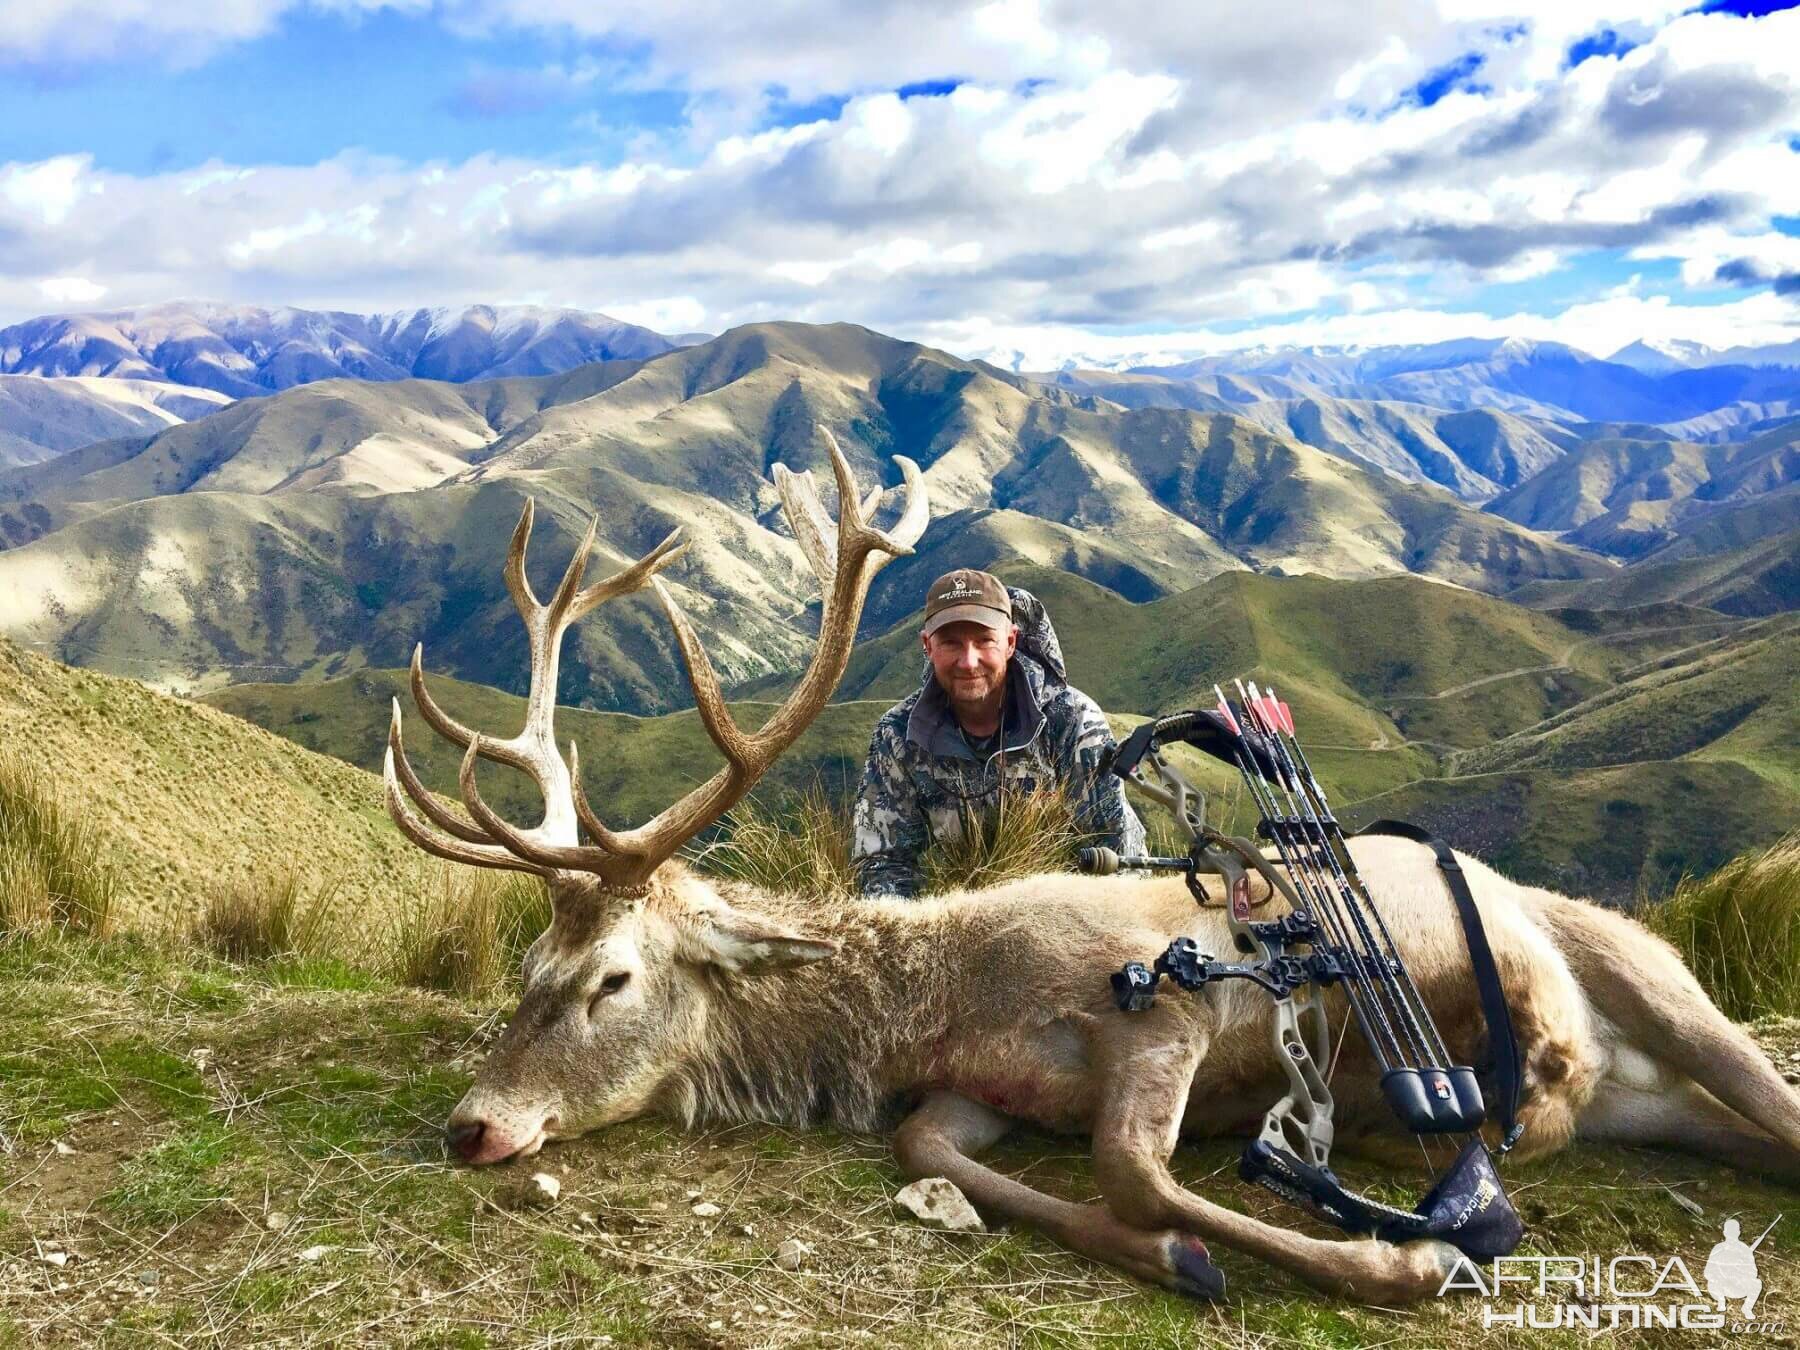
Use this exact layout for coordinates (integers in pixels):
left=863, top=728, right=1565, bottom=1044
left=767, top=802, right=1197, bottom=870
left=588, top=971, right=631, bottom=1015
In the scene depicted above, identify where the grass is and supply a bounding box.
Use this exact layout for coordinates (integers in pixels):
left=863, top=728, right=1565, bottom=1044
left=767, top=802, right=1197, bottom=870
left=693, top=782, right=1089, bottom=899
left=695, top=783, right=858, bottom=900
left=193, top=866, right=336, bottom=963
left=0, top=749, right=117, bottom=939
left=0, top=907, right=1795, bottom=1348
left=1646, top=830, right=1800, bottom=1021
left=387, top=867, right=552, bottom=998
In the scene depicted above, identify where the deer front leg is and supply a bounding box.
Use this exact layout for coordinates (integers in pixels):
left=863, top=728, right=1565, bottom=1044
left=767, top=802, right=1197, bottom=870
left=1090, top=1016, right=1459, bottom=1305
left=893, top=1090, right=1226, bottom=1299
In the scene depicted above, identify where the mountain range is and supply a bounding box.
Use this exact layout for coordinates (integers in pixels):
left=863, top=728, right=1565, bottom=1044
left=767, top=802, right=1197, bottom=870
left=0, top=302, right=686, bottom=398
left=0, top=303, right=1791, bottom=901
left=0, top=321, right=1624, bottom=708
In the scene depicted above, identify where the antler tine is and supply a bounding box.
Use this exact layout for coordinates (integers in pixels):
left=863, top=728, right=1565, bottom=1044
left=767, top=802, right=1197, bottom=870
left=382, top=745, right=546, bottom=876
left=455, top=735, right=611, bottom=873
left=567, top=740, right=638, bottom=857
left=818, top=428, right=867, bottom=536
left=773, top=464, right=836, bottom=584
left=872, top=454, right=928, bottom=556
left=388, top=699, right=492, bottom=844
left=565, top=526, right=688, bottom=626
left=502, top=498, right=542, bottom=619
left=541, top=513, right=600, bottom=631
left=650, top=577, right=756, bottom=770
left=408, top=645, right=534, bottom=772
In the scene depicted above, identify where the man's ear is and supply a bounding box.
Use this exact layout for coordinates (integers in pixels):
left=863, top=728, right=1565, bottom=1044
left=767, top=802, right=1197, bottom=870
left=675, top=901, right=837, bottom=974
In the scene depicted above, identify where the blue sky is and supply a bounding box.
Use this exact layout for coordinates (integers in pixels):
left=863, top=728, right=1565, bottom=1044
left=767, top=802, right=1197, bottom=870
left=1, top=1, right=1796, bottom=366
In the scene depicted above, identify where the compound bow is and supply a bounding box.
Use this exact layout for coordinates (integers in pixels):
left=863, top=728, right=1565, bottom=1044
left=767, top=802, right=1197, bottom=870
left=1080, top=681, right=1525, bottom=1258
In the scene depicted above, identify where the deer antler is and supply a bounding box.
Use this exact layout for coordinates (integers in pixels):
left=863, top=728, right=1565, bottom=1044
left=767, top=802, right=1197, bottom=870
left=383, top=431, right=928, bottom=892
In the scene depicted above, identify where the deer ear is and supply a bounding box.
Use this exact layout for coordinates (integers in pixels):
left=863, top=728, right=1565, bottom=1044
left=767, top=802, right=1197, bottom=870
left=679, top=903, right=837, bottom=975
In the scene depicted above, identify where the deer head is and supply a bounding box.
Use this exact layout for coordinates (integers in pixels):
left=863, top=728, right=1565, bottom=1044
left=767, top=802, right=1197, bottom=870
left=383, top=432, right=927, bottom=1163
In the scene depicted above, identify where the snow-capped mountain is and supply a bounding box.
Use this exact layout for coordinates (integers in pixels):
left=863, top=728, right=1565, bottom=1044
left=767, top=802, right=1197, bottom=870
left=0, top=302, right=688, bottom=398
left=1607, top=338, right=1719, bottom=373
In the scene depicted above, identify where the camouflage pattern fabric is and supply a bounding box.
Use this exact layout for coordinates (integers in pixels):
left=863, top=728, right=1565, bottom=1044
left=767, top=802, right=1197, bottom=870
left=851, top=587, right=1146, bottom=898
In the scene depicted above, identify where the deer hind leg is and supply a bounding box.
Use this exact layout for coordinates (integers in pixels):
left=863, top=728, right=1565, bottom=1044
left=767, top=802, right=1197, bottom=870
left=1545, top=896, right=1800, bottom=1178
left=892, top=1090, right=1226, bottom=1300
left=1089, top=1013, right=1460, bottom=1306
left=1579, top=1037, right=1800, bottom=1183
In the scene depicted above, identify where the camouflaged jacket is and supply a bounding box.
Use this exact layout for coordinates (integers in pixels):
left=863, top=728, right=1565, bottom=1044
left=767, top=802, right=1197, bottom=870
left=850, top=587, right=1146, bottom=898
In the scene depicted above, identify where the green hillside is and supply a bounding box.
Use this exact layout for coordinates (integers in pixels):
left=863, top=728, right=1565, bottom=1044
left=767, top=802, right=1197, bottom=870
left=1512, top=526, right=1800, bottom=617
left=799, top=565, right=1708, bottom=754
left=0, top=638, right=424, bottom=928
left=201, top=565, right=1781, bottom=899
left=1346, top=760, right=1797, bottom=902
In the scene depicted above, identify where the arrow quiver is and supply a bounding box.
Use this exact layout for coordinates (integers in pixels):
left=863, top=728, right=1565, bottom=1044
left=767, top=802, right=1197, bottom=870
left=1082, top=687, right=1524, bottom=1258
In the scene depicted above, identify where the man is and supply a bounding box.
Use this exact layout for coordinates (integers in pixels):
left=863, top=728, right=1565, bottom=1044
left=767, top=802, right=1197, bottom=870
left=851, top=568, right=1146, bottom=898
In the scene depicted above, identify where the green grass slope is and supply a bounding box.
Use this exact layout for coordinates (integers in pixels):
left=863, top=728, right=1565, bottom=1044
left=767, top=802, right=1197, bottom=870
left=0, top=638, right=425, bottom=928
left=1512, top=525, right=1800, bottom=618
left=1346, top=759, right=1797, bottom=902
left=813, top=565, right=1699, bottom=755
left=1452, top=614, right=1799, bottom=788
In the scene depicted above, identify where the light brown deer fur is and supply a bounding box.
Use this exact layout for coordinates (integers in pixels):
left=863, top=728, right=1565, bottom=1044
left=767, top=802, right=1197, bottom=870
left=445, top=842, right=1800, bottom=1305
left=389, top=445, right=1800, bottom=1306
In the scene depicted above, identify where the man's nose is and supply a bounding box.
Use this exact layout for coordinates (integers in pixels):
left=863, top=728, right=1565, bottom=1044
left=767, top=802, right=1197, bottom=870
left=956, top=644, right=982, bottom=669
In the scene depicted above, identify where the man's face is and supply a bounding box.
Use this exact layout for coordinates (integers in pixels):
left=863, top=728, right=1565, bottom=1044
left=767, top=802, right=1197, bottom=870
left=923, top=620, right=1016, bottom=715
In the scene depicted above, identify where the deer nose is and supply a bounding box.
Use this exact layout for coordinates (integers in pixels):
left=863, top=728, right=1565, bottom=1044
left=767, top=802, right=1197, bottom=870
left=445, top=1118, right=487, bottom=1162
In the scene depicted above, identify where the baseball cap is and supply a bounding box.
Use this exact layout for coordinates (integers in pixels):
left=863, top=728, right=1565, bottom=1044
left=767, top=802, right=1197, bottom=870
left=922, top=569, right=1013, bottom=637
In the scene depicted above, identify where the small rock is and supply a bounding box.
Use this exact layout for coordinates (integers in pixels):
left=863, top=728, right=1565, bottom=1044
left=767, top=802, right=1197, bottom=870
left=265, top=1212, right=290, bottom=1232
left=753, top=1304, right=768, bottom=1315
left=894, top=1177, right=984, bottom=1233
left=685, top=1187, right=703, bottom=1200
left=298, top=1245, right=335, bottom=1263
left=649, top=1200, right=669, bottom=1212
left=1783, top=1071, right=1800, bottom=1086
left=776, top=1238, right=810, bottom=1271
left=691, top=1201, right=721, bottom=1218
left=737, top=1223, right=756, bottom=1237
left=708, top=1320, right=723, bottom=1331
left=52, top=1141, right=75, bottom=1157
left=38, top=1251, right=68, bottom=1268
left=499, top=1172, right=562, bottom=1211
left=136, top=1270, right=161, bottom=1288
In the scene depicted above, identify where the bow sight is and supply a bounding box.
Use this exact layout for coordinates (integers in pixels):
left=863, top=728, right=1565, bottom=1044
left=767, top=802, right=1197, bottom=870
left=1081, top=680, right=1525, bottom=1258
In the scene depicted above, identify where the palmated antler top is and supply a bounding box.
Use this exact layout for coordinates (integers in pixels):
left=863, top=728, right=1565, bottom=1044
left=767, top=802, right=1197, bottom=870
left=383, top=430, right=928, bottom=893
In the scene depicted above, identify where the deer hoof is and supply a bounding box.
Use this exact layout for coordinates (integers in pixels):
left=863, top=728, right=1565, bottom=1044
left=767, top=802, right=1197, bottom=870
left=1165, top=1234, right=1227, bottom=1301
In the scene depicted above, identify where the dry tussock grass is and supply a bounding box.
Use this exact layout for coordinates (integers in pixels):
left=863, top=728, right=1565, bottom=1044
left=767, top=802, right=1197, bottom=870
left=696, top=782, right=1092, bottom=901
left=1647, top=829, right=1800, bottom=1021
left=0, top=750, right=118, bottom=939
left=192, top=866, right=337, bottom=963
left=387, top=866, right=553, bottom=997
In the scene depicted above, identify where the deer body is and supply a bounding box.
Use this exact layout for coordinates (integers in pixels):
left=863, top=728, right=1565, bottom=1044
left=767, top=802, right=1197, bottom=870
left=386, top=440, right=1800, bottom=1306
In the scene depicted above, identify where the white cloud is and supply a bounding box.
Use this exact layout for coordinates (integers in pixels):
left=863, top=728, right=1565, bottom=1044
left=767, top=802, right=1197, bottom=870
left=0, top=2, right=1794, bottom=368
left=2, top=155, right=94, bottom=225
left=37, top=276, right=107, bottom=304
